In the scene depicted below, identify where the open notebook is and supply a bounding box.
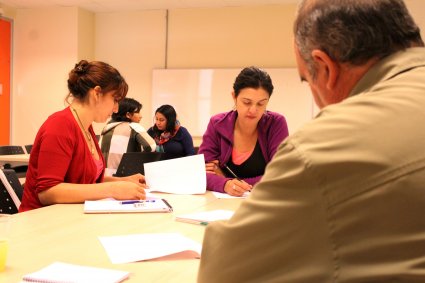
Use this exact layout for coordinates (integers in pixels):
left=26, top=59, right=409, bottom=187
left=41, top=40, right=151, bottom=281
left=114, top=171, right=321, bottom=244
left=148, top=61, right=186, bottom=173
left=21, top=261, right=129, bottom=283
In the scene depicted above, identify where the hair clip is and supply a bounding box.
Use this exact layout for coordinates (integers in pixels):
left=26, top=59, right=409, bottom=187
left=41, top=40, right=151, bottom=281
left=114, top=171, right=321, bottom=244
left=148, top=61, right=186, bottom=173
left=74, top=63, right=87, bottom=74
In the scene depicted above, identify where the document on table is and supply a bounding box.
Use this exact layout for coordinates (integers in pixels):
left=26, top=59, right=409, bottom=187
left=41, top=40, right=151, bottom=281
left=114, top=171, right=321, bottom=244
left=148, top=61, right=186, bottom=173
left=212, top=191, right=250, bottom=199
left=176, top=210, right=235, bottom=225
left=144, top=154, right=206, bottom=194
left=21, top=261, right=129, bottom=283
left=99, top=233, right=202, bottom=264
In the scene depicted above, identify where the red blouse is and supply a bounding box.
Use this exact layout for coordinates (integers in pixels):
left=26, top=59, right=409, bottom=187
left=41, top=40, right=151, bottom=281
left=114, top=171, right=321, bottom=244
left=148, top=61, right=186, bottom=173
left=19, top=107, right=105, bottom=212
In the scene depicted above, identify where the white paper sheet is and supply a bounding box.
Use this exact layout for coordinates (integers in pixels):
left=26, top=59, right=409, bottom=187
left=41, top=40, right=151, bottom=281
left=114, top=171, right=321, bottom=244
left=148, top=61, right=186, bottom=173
left=21, top=262, right=129, bottom=283
left=176, top=210, right=234, bottom=225
left=144, top=154, right=206, bottom=194
left=212, top=191, right=250, bottom=199
left=99, top=233, right=202, bottom=264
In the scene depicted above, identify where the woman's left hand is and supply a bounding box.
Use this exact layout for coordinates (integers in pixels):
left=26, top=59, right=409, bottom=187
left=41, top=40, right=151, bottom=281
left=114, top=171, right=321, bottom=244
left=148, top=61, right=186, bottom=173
left=121, top=173, right=146, bottom=185
left=205, top=160, right=225, bottom=177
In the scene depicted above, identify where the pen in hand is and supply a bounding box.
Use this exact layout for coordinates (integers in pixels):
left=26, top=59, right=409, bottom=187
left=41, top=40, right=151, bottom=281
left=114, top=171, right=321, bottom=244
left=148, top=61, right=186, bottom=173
left=224, top=164, right=241, bottom=180
left=223, top=164, right=252, bottom=191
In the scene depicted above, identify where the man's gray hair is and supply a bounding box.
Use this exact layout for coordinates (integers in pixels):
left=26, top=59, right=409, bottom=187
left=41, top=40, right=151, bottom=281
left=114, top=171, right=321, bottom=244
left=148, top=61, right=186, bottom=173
left=294, top=0, right=423, bottom=77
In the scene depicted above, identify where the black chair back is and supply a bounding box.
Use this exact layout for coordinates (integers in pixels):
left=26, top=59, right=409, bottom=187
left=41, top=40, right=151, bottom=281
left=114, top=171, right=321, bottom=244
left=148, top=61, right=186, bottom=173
left=0, top=169, right=23, bottom=214
left=25, top=144, right=33, bottom=154
left=0, top=145, right=25, bottom=155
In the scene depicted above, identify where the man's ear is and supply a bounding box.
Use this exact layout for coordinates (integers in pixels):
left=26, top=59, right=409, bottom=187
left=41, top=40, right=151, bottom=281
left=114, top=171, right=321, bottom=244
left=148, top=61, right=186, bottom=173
left=311, top=49, right=339, bottom=90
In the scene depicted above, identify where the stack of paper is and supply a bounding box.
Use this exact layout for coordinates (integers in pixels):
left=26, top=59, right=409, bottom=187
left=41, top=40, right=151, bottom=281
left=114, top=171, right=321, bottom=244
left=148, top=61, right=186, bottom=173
left=175, top=210, right=235, bottom=225
left=21, top=262, right=129, bottom=283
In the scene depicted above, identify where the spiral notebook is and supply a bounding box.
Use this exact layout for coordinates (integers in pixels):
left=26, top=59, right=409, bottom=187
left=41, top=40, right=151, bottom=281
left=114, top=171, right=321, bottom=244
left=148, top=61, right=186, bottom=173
left=84, top=198, right=173, bottom=213
left=21, top=261, right=129, bottom=283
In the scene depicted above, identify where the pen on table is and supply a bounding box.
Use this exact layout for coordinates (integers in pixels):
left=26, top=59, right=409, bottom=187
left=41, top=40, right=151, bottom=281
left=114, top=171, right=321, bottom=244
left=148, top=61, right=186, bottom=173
left=120, top=200, right=155, bottom=205
left=162, top=199, right=174, bottom=212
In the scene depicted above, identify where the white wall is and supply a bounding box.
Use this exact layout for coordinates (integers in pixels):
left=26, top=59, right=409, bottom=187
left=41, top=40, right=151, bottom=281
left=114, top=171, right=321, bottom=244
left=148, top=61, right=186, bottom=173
left=12, top=7, right=82, bottom=144
left=92, top=4, right=299, bottom=138
left=8, top=0, right=425, bottom=145
left=94, top=10, right=167, bottom=134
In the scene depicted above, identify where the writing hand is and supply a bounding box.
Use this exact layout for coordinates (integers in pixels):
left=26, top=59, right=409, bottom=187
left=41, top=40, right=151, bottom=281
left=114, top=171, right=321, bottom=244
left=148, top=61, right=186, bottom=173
left=224, top=179, right=252, bottom=196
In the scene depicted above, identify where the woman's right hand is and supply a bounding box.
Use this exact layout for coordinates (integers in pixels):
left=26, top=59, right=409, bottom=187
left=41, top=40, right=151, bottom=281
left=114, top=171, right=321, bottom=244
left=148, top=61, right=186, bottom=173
left=109, top=181, right=146, bottom=200
left=224, top=179, right=252, bottom=197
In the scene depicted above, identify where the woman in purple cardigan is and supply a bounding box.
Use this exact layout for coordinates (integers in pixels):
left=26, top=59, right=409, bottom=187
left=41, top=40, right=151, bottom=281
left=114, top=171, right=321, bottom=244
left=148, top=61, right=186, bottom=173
left=198, top=66, right=289, bottom=196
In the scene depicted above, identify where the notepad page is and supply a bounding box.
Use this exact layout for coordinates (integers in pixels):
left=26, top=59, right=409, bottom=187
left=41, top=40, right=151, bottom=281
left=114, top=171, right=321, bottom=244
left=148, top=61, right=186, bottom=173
left=21, top=261, right=129, bottom=283
left=99, top=233, right=201, bottom=264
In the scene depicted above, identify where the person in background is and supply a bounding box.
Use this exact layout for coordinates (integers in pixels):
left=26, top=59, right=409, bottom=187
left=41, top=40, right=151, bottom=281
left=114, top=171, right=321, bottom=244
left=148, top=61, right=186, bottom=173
left=147, top=104, right=195, bottom=156
left=198, top=0, right=425, bottom=282
left=19, top=60, right=146, bottom=212
left=100, top=97, right=156, bottom=176
left=198, top=66, right=289, bottom=196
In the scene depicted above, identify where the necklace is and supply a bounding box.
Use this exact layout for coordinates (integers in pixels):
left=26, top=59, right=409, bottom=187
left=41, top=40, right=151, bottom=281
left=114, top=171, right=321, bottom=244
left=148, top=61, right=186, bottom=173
left=71, top=107, right=95, bottom=155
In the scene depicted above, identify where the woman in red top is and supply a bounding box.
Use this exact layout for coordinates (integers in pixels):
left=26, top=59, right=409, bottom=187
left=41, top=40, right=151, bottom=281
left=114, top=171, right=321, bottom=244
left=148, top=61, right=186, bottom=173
left=19, top=60, right=146, bottom=211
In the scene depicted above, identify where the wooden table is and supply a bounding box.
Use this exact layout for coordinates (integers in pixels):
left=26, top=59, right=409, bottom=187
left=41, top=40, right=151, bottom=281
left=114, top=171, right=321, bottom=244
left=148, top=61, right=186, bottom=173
left=0, top=192, right=243, bottom=283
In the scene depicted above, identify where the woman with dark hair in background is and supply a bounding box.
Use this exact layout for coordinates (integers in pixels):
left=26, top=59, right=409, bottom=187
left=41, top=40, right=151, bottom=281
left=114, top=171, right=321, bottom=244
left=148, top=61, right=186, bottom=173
left=198, top=66, right=289, bottom=196
left=147, top=104, right=195, bottom=156
left=19, top=60, right=146, bottom=212
left=100, top=97, right=156, bottom=176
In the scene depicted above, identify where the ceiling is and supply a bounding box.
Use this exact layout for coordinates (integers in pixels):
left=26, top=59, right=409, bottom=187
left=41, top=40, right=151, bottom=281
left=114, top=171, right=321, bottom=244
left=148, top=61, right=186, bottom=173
left=0, top=0, right=299, bottom=13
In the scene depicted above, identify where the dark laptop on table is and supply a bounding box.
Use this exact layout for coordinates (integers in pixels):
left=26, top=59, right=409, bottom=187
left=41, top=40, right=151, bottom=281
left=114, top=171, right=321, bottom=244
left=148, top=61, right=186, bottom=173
left=114, top=152, right=182, bottom=177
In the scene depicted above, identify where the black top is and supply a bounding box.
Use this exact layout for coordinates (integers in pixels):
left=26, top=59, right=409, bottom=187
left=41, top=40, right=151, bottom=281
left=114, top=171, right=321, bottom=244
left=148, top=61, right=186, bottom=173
left=226, top=141, right=266, bottom=179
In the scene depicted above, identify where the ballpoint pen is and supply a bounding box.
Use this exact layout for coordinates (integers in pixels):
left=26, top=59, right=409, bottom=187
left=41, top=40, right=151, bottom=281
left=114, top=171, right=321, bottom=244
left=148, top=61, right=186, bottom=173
left=120, top=200, right=155, bottom=205
left=224, top=164, right=252, bottom=191
left=223, top=164, right=241, bottom=180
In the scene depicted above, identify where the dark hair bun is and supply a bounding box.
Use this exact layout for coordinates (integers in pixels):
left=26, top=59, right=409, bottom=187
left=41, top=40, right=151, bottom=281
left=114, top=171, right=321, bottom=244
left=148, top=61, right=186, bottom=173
left=74, top=60, right=89, bottom=75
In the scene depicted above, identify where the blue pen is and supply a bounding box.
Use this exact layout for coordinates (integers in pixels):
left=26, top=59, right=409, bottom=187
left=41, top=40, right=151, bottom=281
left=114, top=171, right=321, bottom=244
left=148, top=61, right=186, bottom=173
left=120, top=200, right=155, bottom=205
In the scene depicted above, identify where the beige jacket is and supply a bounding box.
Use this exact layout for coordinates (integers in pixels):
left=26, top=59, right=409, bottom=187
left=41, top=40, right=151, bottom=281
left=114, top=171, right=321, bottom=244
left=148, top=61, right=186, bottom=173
left=198, top=48, right=425, bottom=282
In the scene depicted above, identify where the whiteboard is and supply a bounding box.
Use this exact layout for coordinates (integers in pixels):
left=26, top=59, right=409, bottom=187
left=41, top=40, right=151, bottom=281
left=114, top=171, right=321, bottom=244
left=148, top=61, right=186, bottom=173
left=152, top=68, right=317, bottom=137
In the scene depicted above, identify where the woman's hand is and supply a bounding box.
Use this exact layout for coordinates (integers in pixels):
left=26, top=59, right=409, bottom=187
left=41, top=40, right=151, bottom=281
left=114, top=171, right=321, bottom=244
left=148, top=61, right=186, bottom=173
left=109, top=180, right=146, bottom=200
left=205, top=160, right=225, bottom=177
left=224, top=179, right=252, bottom=196
left=121, top=173, right=146, bottom=185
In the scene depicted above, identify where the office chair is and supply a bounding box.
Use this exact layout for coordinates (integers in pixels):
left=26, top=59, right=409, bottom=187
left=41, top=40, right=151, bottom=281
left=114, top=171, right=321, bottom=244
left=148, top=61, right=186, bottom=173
left=0, top=145, right=29, bottom=178
left=25, top=144, right=33, bottom=154
left=0, top=145, right=25, bottom=155
left=0, top=169, right=23, bottom=214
